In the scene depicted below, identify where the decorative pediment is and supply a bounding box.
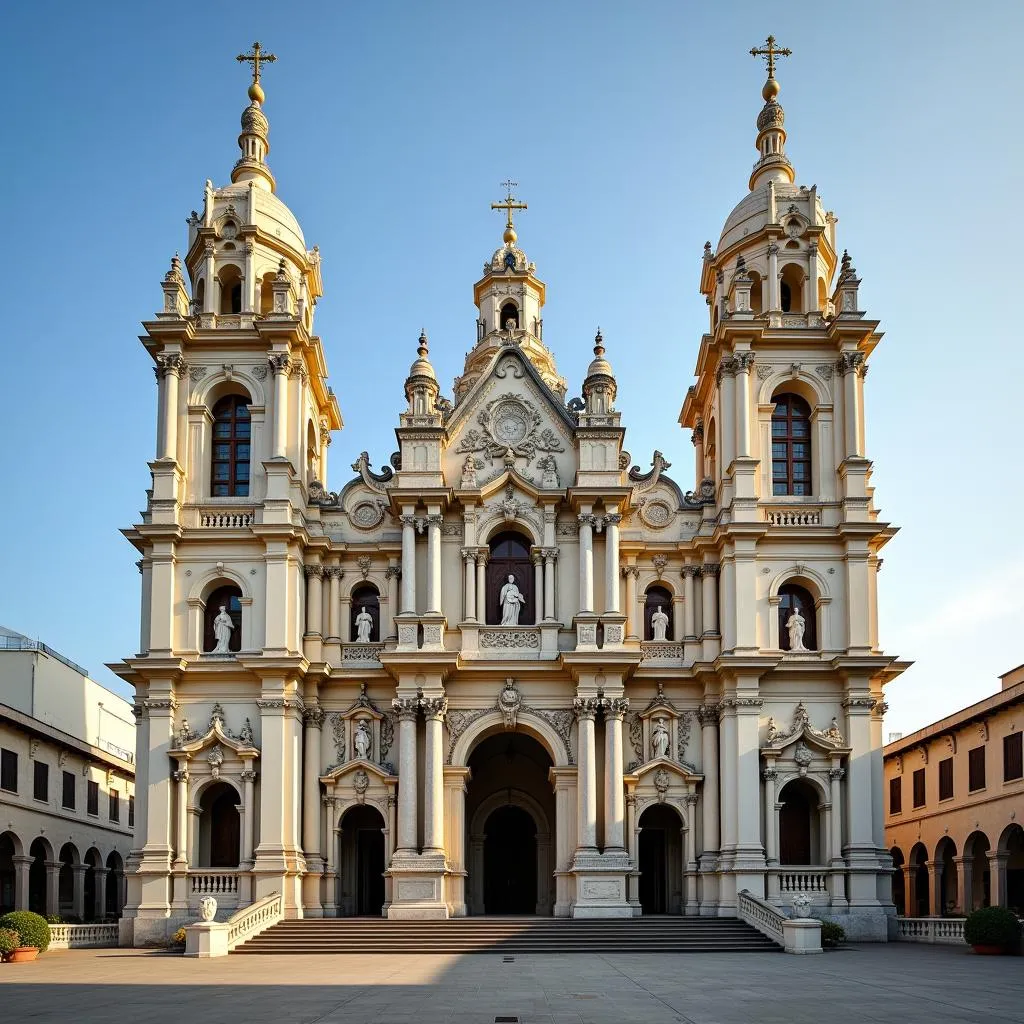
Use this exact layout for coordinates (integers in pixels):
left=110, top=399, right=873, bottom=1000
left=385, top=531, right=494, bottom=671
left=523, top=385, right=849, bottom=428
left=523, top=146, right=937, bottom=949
left=475, top=481, right=544, bottom=539
left=326, top=684, right=393, bottom=773
left=320, top=759, right=396, bottom=808
left=762, top=701, right=849, bottom=755
left=171, top=702, right=259, bottom=759
left=627, top=684, right=695, bottom=772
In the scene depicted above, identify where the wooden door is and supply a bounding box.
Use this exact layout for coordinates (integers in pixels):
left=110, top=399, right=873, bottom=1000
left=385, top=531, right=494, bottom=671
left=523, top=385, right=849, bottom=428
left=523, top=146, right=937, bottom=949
left=486, top=532, right=535, bottom=625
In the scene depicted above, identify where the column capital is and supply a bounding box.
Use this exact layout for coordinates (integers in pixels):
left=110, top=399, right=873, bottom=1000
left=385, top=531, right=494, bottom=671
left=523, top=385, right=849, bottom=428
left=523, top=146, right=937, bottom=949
left=426, top=514, right=444, bottom=528
left=841, top=696, right=877, bottom=711
left=421, top=696, right=448, bottom=721
left=303, top=705, right=326, bottom=728
left=392, top=696, right=420, bottom=721
left=735, top=352, right=755, bottom=373
left=827, top=767, right=846, bottom=782
left=385, top=564, right=403, bottom=580
left=761, top=766, right=778, bottom=782
left=304, top=563, right=324, bottom=579
left=323, top=565, right=344, bottom=580
left=696, top=702, right=721, bottom=725
left=240, top=768, right=258, bottom=783
left=461, top=547, right=478, bottom=564
left=684, top=792, right=699, bottom=807
left=621, top=565, right=640, bottom=579
left=600, top=696, right=630, bottom=719
left=835, top=351, right=866, bottom=377
left=476, top=547, right=489, bottom=565
left=604, top=513, right=622, bottom=526
left=531, top=548, right=545, bottom=566
left=399, top=513, right=418, bottom=528
left=173, top=768, right=189, bottom=784
left=699, top=563, right=721, bottom=578
left=543, top=547, right=559, bottom=562
left=577, top=512, right=596, bottom=528
left=573, top=696, right=600, bottom=720
left=155, top=353, right=187, bottom=379
left=682, top=564, right=702, bottom=579
left=268, top=353, right=292, bottom=376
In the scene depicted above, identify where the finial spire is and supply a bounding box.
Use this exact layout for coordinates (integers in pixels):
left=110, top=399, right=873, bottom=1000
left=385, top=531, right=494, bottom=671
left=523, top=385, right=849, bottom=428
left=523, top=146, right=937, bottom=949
left=418, top=328, right=429, bottom=359
left=747, top=36, right=795, bottom=191
left=237, top=41, right=277, bottom=104
left=594, top=327, right=604, bottom=357
left=231, top=41, right=277, bottom=192
left=749, top=34, right=791, bottom=82
left=491, top=180, right=527, bottom=246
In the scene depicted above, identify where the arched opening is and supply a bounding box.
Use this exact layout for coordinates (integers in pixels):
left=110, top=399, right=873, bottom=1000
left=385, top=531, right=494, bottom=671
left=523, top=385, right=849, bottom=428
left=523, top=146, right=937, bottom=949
left=84, top=847, right=101, bottom=921
left=259, top=272, right=276, bottom=315
left=748, top=270, right=763, bottom=314
left=778, top=582, right=817, bottom=652
left=817, top=276, right=828, bottom=312
left=58, top=842, right=78, bottom=917
left=28, top=837, right=52, bottom=915
left=909, top=842, right=929, bottom=917
left=105, top=851, right=124, bottom=919
left=466, top=730, right=555, bottom=916
left=780, top=264, right=805, bottom=313
left=0, top=831, right=19, bottom=913
left=705, top=419, right=717, bottom=482
left=935, top=836, right=958, bottom=915
left=964, top=830, right=991, bottom=911
left=778, top=779, right=822, bottom=865
left=890, top=846, right=906, bottom=916
left=198, top=781, right=241, bottom=868
left=638, top=803, right=683, bottom=914
left=770, top=392, right=811, bottom=496
left=486, top=531, right=535, bottom=626
left=351, top=583, right=380, bottom=643
left=217, top=264, right=243, bottom=314
left=211, top=394, right=251, bottom=497
left=999, top=823, right=1024, bottom=912
left=484, top=805, right=537, bottom=914
left=337, top=804, right=386, bottom=916
left=499, top=301, right=519, bottom=330
left=306, top=420, right=318, bottom=484
left=194, top=278, right=206, bottom=312
left=644, top=585, right=674, bottom=641
left=204, top=583, right=243, bottom=653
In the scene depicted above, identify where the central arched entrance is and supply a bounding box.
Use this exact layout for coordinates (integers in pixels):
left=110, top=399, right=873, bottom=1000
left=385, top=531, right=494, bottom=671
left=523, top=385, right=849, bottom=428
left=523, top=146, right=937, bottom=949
left=638, top=804, right=683, bottom=914
left=466, top=730, right=555, bottom=915
left=338, top=804, right=386, bottom=917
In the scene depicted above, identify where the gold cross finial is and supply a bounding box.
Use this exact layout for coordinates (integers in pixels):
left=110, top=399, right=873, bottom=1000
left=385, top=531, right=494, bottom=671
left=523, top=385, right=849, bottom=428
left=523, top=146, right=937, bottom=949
left=750, top=35, right=791, bottom=79
left=491, top=180, right=527, bottom=244
left=237, top=41, right=277, bottom=101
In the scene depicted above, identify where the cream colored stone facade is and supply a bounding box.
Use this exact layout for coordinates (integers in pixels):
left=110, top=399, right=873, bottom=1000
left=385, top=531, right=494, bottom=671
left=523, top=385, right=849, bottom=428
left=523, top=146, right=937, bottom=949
left=884, top=664, right=1024, bottom=917
left=113, top=51, right=906, bottom=945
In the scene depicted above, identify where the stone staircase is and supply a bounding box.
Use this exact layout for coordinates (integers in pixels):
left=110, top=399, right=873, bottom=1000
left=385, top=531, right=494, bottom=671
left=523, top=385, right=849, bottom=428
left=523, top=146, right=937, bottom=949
left=234, top=915, right=780, bottom=954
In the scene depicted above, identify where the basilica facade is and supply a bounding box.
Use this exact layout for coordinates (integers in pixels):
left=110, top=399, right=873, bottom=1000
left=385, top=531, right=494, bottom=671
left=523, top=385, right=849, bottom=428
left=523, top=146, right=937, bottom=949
left=113, top=42, right=906, bottom=946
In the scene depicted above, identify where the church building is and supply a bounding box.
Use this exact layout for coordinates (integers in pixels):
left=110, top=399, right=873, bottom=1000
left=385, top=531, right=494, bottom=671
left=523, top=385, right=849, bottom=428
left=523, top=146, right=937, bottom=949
left=112, top=39, right=906, bottom=946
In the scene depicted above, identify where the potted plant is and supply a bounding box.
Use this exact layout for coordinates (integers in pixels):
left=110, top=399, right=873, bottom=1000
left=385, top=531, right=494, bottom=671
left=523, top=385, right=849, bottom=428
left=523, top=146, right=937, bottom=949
left=821, top=921, right=846, bottom=949
left=0, top=927, right=20, bottom=963
left=963, top=906, right=1021, bottom=955
left=0, top=911, right=51, bottom=963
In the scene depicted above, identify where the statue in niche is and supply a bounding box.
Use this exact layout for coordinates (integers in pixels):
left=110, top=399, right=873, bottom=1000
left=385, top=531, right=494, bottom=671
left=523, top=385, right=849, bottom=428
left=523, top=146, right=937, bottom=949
left=211, top=606, right=234, bottom=653
left=461, top=455, right=480, bottom=488
left=785, top=605, right=807, bottom=652
left=499, top=574, right=526, bottom=625
left=650, top=605, right=669, bottom=641
left=354, top=719, right=372, bottom=761
left=537, top=454, right=559, bottom=489
left=651, top=716, right=670, bottom=760
left=355, top=606, right=374, bottom=643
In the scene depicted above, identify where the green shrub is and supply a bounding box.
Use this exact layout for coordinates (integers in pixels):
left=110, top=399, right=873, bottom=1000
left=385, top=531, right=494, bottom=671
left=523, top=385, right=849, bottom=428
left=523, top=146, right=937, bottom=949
left=170, top=927, right=187, bottom=948
left=0, top=911, right=51, bottom=952
left=963, top=906, right=1021, bottom=949
left=44, top=914, right=62, bottom=925
left=0, top=928, right=20, bottom=956
left=820, top=921, right=846, bottom=948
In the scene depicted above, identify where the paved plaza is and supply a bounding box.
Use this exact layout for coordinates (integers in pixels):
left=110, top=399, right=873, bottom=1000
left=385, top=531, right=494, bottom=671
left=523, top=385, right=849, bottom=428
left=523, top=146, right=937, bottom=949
left=0, top=944, right=1021, bottom=1024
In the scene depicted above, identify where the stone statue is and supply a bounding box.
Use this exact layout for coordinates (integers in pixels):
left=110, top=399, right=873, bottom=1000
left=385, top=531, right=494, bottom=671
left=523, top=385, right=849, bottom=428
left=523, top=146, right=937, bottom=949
left=198, top=895, right=218, bottom=922
left=790, top=892, right=813, bottom=919
left=499, top=574, right=526, bottom=625
left=461, top=454, right=480, bottom=488
left=651, top=717, right=670, bottom=760
left=211, top=606, right=234, bottom=653
left=355, top=605, right=374, bottom=643
left=785, top=606, right=807, bottom=652
left=650, top=605, right=669, bottom=641
left=354, top=719, right=372, bottom=760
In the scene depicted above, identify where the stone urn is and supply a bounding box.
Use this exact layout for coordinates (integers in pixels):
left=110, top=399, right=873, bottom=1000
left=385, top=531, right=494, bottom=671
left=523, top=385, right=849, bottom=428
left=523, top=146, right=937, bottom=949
left=790, top=892, right=813, bottom=920
left=9, top=946, right=40, bottom=963
left=198, top=896, right=218, bottom=923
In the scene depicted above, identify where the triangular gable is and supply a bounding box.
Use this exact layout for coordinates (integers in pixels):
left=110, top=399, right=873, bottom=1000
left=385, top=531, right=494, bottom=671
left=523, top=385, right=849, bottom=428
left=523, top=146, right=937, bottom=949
left=320, top=759, right=395, bottom=785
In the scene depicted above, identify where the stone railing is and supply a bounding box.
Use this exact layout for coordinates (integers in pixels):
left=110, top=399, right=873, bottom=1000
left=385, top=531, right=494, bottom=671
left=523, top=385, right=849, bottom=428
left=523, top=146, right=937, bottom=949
left=896, top=917, right=966, bottom=944
left=639, top=642, right=683, bottom=663
left=48, top=922, right=120, bottom=949
left=342, top=642, right=385, bottom=665
left=480, top=627, right=541, bottom=650
left=227, top=892, right=283, bottom=951
left=764, top=508, right=822, bottom=527
left=189, top=871, right=240, bottom=897
left=738, top=889, right=785, bottom=944
left=198, top=509, right=254, bottom=528
left=776, top=868, right=829, bottom=894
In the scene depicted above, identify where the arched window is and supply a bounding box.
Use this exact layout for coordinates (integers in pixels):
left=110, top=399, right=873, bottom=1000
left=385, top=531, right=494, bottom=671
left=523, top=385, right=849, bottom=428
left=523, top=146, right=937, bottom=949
left=195, top=278, right=206, bottom=312
left=198, top=782, right=240, bottom=868
left=780, top=264, right=804, bottom=313
left=779, top=779, right=821, bottom=864
left=778, top=583, right=817, bottom=651
left=500, top=302, right=519, bottom=329
left=351, top=583, right=380, bottom=643
left=211, top=395, right=251, bottom=497
left=705, top=419, right=717, bottom=482
left=218, top=265, right=242, bottom=314
left=306, top=421, right=319, bottom=483
left=486, top=531, right=534, bottom=625
left=771, top=393, right=811, bottom=496
left=204, top=584, right=242, bottom=653
left=748, top=270, right=763, bottom=314
left=644, top=585, right=674, bottom=641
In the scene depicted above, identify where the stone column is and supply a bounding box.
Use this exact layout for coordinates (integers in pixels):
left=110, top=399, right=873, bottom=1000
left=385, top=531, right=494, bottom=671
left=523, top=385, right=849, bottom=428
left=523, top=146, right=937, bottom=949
left=574, top=698, right=599, bottom=851
left=927, top=861, right=943, bottom=917
left=422, top=697, right=447, bottom=854
left=701, top=564, right=719, bottom=636
left=93, top=867, right=108, bottom=920
left=719, top=361, right=736, bottom=475
left=578, top=513, right=595, bottom=613
left=682, top=567, right=697, bottom=639
left=241, top=767, right=256, bottom=866
left=602, top=698, right=628, bottom=851
left=462, top=549, right=477, bottom=621
left=322, top=795, right=338, bottom=915
left=155, top=355, right=184, bottom=461
left=385, top=563, right=400, bottom=638
left=326, top=567, right=342, bottom=641
left=532, top=550, right=544, bottom=624
left=837, top=353, right=865, bottom=459
left=622, top=566, right=639, bottom=639
left=902, top=864, right=918, bottom=916
left=544, top=549, right=558, bottom=621
left=828, top=766, right=844, bottom=863
left=173, top=767, right=189, bottom=864
left=302, top=707, right=325, bottom=860
left=762, top=765, right=778, bottom=865
left=304, top=564, right=324, bottom=636
left=202, top=242, right=216, bottom=313
left=604, top=513, right=621, bottom=613
left=400, top=513, right=417, bottom=614
left=987, top=851, right=1008, bottom=908
left=698, top=704, right=720, bottom=861
left=12, top=855, right=31, bottom=911
left=767, top=242, right=779, bottom=311
left=734, top=353, right=753, bottom=459
left=475, top=549, right=488, bottom=623
left=393, top=698, right=420, bottom=853
left=45, top=861, right=61, bottom=917
left=954, top=855, right=972, bottom=914
left=426, top=514, right=443, bottom=614
left=72, top=863, right=88, bottom=921
left=269, top=354, right=290, bottom=459
left=691, top=422, right=704, bottom=486
left=684, top=795, right=699, bottom=915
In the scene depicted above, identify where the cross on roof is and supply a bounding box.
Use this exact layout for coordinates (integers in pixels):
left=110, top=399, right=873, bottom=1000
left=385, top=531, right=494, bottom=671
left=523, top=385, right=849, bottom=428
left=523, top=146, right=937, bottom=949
left=237, top=41, right=277, bottom=86
left=750, top=35, right=792, bottom=79
left=491, top=180, right=527, bottom=230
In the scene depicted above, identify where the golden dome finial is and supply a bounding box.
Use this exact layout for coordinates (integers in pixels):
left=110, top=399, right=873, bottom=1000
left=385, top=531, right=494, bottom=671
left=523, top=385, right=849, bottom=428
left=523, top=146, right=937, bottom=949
left=237, top=41, right=276, bottom=105
left=491, top=179, right=527, bottom=248
left=750, top=34, right=792, bottom=83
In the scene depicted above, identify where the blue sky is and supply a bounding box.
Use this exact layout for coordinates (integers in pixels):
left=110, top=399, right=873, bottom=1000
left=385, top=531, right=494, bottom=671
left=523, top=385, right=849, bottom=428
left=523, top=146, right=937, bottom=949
left=1, top=2, right=1021, bottom=737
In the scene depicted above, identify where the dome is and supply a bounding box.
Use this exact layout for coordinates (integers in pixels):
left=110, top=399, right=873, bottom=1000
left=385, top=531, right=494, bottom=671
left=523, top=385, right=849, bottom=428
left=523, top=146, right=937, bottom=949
left=487, top=244, right=533, bottom=275
left=407, top=330, right=437, bottom=382
left=584, top=330, right=614, bottom=382
left=214, top=183, right=306, bottom=252
left=718, top=182, right=825, bottom=254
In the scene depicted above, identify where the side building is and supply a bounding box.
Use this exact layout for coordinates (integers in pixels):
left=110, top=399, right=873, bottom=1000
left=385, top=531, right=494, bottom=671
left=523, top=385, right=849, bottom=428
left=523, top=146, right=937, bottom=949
left=884, top=663, right=1024, bottom=917
left=0, top=626, right=135, bottom=920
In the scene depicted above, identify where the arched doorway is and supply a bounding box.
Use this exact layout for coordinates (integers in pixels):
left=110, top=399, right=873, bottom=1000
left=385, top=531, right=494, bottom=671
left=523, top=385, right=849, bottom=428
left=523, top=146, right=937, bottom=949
left=935, top=837, right=958, bottom=915
left=964, top=831, right=991, bottom=911
left=466, top=730, right=555, bottom=916
left=198, top=781, right=241, bottom=867
left=638, top=804, right=683, bottom=914
left=105, top=852, right=124, bottom=919
left=29, top=837, right=52, bottom=915
left=0, top=831, right=19, bottom=913
left=486, top=531, right=535, bottom=625
left=484, top=806, right=537, bottom=914
left=890, top=847, right=906, bottom=916
left=998, top=823, right=1024, bottom=912
left=778, top=779, right=822, bottom=865
left=58, top=842, right=78, bottom=918
left=909, top=842, right=929, bottom=917
left=84, top=848, right=101, bottom=921
left=337, top=804, right=386, bottom=916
